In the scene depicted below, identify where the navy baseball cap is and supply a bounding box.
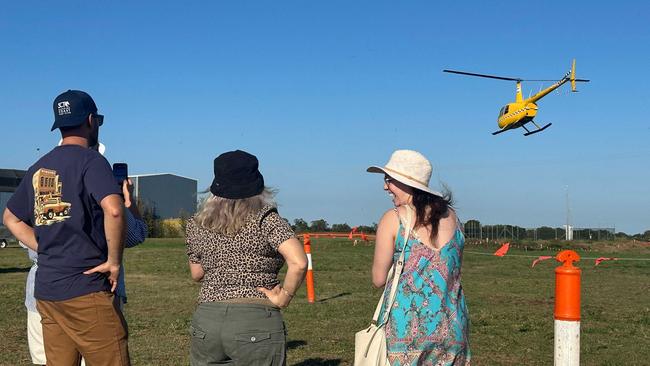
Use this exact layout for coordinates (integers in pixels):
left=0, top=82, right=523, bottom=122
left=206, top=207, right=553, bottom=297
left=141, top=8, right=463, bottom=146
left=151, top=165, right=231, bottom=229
left=51, top=90, right=103, bottom=131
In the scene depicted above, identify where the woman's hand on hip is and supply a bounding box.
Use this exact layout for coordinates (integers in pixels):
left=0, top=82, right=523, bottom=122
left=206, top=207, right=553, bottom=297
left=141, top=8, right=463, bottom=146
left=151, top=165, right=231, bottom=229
left=257, top=285, right=292, bottom=308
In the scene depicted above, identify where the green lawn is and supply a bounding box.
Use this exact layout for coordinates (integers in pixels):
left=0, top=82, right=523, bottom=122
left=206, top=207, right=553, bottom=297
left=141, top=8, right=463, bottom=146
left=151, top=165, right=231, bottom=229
left=1, top=238, right=648, bottom=365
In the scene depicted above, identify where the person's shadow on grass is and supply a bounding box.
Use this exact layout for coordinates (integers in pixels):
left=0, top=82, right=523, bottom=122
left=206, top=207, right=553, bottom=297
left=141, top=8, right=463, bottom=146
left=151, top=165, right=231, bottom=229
left=287, top=342, right=341, bottom=365
left=0, top=267, right=30, bottom=274
left=292, top=358, right=341, bottom=366
left=316, top=292, right=351, bottom=303
left=287, top=340, right=307, bottom=350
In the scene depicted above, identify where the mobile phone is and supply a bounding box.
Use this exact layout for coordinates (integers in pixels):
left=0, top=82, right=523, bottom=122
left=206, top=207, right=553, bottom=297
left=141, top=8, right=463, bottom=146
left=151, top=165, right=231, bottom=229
left=112, top=163, right=128, bottom=187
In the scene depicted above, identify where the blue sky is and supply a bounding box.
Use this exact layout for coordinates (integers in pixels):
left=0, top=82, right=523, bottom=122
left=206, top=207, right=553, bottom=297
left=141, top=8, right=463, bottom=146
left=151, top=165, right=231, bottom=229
left=1, top=1, right=649, bottom=234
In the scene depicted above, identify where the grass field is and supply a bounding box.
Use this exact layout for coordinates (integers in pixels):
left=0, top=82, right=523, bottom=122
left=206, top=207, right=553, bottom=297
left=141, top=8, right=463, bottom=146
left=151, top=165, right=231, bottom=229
left=1, top=238, right=649, bottom=365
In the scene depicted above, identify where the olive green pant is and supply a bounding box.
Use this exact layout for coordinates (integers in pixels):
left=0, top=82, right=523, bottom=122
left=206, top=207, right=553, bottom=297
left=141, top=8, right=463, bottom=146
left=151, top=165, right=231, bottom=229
left=190, top=302, right=286, bottom=366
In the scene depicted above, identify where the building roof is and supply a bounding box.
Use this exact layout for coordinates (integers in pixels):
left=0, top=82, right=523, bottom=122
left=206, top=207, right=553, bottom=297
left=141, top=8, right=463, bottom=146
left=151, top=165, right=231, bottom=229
left=0, top=168, right=26, bottom=192
left=130, top=173, right=197, bottom=182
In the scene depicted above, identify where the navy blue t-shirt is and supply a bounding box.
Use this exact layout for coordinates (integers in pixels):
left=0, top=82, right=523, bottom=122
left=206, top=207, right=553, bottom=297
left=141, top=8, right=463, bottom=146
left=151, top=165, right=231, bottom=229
left=7, top=145, right=121, bottom=301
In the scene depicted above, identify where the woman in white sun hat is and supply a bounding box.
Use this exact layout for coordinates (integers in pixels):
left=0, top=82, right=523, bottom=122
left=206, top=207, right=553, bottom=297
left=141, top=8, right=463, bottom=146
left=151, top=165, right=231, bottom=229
left=367, top=149, right=470, bottom=365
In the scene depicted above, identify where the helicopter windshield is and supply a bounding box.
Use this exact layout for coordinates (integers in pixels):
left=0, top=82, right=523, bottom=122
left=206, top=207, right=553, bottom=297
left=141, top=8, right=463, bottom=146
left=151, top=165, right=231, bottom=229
left=498, top=105, right=509, bottom=117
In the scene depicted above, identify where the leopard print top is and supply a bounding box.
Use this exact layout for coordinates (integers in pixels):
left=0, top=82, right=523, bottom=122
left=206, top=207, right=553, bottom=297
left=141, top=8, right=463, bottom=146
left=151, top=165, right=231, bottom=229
left=186, top=205, right=295, bottom=303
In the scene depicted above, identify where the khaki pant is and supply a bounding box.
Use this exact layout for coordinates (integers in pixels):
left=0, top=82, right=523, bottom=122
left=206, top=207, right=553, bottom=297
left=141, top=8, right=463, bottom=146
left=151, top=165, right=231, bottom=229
left=36, top=292, right=130, bottom=366
left=190, top=302, right=286, bottom=366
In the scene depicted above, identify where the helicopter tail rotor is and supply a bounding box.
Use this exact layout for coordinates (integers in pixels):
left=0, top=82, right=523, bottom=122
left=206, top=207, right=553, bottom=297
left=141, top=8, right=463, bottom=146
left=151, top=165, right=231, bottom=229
left=571, top=59, right=577, bottom=91
left=570, top=59, right=590, bottom=92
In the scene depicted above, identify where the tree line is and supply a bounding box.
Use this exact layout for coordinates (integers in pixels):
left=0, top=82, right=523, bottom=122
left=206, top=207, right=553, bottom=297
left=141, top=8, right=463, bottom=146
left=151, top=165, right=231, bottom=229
left=289, top=218, right=377, bottom=234
left=139, top=204, right=648, bottom=240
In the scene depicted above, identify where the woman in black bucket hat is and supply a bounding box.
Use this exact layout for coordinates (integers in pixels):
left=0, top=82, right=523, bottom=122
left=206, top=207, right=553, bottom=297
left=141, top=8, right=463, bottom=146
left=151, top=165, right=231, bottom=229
left=186, top=150, right=307, bottom=366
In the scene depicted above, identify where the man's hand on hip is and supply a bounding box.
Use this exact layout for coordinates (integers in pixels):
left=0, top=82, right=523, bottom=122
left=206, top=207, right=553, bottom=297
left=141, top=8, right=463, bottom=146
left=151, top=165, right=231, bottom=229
left=84, top=261, right=121, bottom=292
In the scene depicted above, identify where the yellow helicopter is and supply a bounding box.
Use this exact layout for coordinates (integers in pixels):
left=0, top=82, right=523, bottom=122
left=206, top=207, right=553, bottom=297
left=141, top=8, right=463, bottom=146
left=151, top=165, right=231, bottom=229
left=444, top=59, right=589, bottom=136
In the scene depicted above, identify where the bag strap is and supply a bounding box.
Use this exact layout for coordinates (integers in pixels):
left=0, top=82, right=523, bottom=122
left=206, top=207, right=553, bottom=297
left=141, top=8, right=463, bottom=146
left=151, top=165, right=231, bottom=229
left=370, top=205, right=413, bottom=325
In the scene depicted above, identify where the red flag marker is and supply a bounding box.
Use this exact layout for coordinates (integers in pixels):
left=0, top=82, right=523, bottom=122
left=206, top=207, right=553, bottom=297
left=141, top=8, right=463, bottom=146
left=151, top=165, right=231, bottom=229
left=594, top=257, right=618, bottom=266
left=531, top=255, right=553, bottom=268
left=493, top=242, right=510, bottom=257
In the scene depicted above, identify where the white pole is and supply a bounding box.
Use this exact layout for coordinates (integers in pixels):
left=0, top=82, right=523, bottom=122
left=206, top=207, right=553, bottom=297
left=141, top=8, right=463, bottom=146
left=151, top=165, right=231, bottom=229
left=554, top=320, right=580, bottom=365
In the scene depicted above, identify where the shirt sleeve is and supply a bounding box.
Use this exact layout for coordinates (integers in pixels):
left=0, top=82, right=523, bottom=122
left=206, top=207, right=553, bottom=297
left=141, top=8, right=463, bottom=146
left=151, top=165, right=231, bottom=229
left=6, top=169, right=34, bottom=225
left=260, top=209, right=295, bottom=251
left=125, top=210, right=147, bottom=248
left=185, top=218, right=201, bottom=263
left=83, top=155, right=121, bottom=205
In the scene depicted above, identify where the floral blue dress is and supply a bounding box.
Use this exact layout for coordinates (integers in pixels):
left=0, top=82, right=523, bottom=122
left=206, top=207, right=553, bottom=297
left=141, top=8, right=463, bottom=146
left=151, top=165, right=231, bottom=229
left=378, top=217, right=471, bottom=365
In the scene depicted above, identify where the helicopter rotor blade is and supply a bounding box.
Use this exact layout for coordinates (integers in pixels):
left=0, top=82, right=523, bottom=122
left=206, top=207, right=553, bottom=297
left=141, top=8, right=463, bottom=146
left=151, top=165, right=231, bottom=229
left=444, top=69, right=591, bottom=83
left=443, top=69, right=522, bottom=82
left=523, top=79, right=563, bottom=82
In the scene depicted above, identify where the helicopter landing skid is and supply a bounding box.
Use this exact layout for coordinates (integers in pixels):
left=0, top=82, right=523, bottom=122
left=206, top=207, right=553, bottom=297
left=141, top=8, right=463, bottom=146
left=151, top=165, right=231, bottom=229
left=491, top=128, right=510, bottom=135
left=523, top=122, right=552, bottom=136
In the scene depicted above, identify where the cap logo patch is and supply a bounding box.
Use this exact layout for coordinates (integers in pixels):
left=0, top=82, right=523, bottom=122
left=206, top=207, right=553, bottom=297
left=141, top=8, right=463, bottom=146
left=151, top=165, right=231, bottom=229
left=57, top=101, right=71, bottom=115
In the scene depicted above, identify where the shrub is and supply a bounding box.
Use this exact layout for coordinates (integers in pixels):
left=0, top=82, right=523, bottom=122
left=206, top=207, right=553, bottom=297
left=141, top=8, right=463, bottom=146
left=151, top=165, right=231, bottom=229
left=160, top=219, right=183, bottom=238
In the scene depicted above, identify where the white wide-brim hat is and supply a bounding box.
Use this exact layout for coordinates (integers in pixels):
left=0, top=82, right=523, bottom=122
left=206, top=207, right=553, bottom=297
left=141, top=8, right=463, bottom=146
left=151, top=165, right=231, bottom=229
left=367, top=149, right=442, bottom=197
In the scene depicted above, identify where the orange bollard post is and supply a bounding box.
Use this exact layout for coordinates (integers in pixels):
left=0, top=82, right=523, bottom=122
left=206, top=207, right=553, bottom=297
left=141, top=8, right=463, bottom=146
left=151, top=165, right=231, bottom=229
left=554, top=250, right=581, bottom=365
left=303, top=234, right=315, bottom=303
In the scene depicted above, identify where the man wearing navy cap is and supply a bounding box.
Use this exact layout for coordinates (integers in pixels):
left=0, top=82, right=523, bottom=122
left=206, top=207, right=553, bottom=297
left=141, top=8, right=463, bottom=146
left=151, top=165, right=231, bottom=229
left=3, top=90, right=131, bottom=366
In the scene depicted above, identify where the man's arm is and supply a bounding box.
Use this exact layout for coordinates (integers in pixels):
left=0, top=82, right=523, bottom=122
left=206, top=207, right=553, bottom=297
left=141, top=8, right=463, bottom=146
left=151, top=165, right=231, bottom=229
left=125, top=210, right=147, bottom=248
left=102, top=194, right=126, bottom=265
left=83, top=194, right=125, bottom=291
left=123, top=179, right=147, bottom=248
left=123, top=179, right=143, bottom=220
left=3, top=208, right=38, bottom=251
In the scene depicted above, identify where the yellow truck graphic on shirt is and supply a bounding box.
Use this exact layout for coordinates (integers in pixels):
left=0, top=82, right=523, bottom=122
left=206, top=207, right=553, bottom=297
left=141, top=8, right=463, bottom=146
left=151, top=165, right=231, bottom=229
left=32, top=168, right=71, bottom=226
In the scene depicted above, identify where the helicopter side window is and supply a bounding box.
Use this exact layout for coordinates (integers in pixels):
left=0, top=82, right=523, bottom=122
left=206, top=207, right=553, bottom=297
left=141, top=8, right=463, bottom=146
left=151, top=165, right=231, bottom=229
left=499, top=106, right=509, bottom=117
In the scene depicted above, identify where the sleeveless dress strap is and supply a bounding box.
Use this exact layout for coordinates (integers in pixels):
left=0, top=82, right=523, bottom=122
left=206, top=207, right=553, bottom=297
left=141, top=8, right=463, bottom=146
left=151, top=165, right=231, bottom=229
left=392, top=208, right=402, bottom=241
left=392, top=208, right=401, bottom=222
left=259, top=205, right=278, bottom=224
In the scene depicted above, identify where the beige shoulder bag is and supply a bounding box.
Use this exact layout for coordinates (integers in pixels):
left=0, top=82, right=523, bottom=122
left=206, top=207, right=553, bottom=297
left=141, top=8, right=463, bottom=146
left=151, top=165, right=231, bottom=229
left=354, top=206, right=412, bottom=366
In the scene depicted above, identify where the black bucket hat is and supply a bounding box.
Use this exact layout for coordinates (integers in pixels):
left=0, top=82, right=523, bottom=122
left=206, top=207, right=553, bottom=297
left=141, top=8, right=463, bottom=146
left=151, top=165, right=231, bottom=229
left=210, top=150, right=265, bottom=199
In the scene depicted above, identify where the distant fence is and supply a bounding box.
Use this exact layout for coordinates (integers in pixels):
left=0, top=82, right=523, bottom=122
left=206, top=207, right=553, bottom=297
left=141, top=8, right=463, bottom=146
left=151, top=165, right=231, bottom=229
left=462, top=222, right=615, bottom=241
left=297, top=226, right=616, bottom=242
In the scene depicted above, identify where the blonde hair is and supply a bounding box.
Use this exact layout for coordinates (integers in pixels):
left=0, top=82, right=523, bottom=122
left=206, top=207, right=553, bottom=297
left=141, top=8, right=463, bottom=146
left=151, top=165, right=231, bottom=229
left=195, top=187, right=276, bottom=235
